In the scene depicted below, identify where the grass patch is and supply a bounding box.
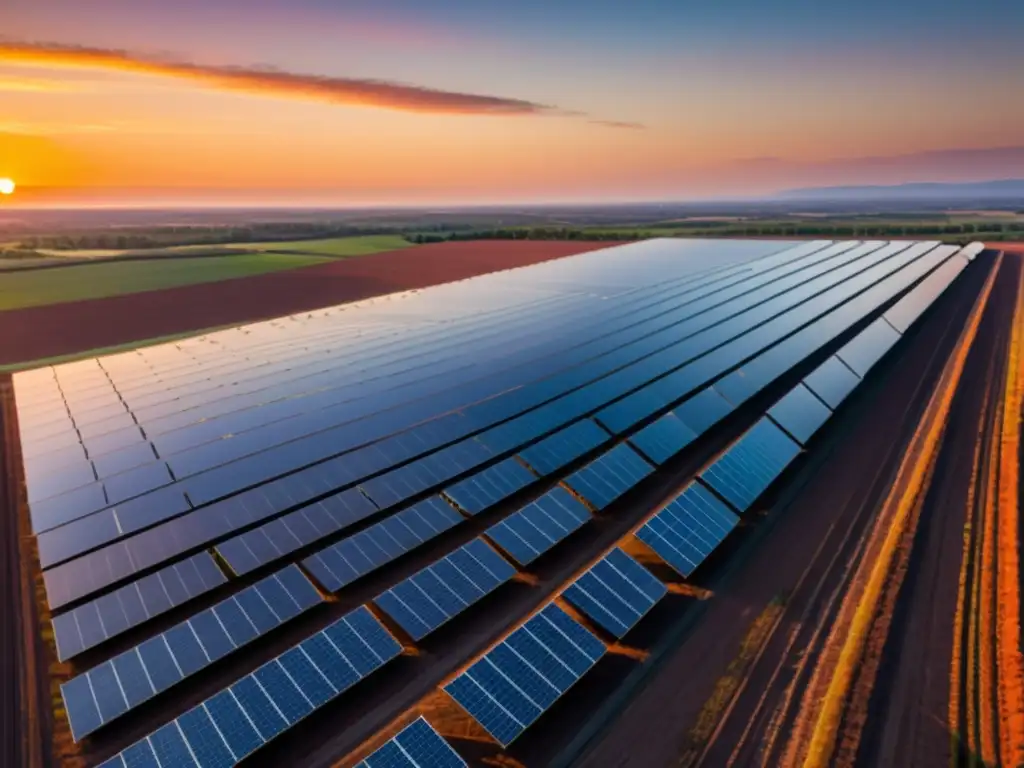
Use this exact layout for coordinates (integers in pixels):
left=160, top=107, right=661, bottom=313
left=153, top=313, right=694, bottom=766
left=235, top=234, right=413, bottom=256
left=0, top=252, right=331, bottom=311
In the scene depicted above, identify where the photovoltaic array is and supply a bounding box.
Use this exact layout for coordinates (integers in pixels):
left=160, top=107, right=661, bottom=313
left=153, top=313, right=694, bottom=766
left=9, top=237, right=979, bottom=763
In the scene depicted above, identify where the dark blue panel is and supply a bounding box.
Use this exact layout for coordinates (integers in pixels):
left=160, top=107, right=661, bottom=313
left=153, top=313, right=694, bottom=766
left=145, top=723, right=196, bottom=767
left=444, top=674, right=523, bottom=747
left=300, top=632, right=360, bottom=692
left=485, top=522, right=538, bottom=566
left=62, top=673, right=102, bottom=742
left=278, top=647, right=336, bottom=707
left=275, top=565, right=322, bottom=611
left=767, top=383, right=832, bottom=445
left=803, top=355, right=861, bottom=410
left=120, top=738, right=165, bottom=768
left=112, top=650, right=155, bottom=708
left=177, top=705, right=236, bottom=767
left=323, top=620, right=380, bottom=677
left=235, top=588, right=279, bottom=634
left=204, top=691, right=263, bottom=763
left=836, top=317, right=902, bottom=378
left=89, top=662, right=129, bottom=723
left=466, top=659, right=541, bottom=730
left=189, top=608, right=236, bottom=663
left=627, top=412, right=697, bottom=465
left=637, top=482, right=740, bottom=577
left=517, top=419, right=609, bottom=477
left=231, top=676, right=289, bottom=741
left=253, top=660, right=313, bottom=725
left=213, top=598, right=259, bottom=648
left=674, top=388, right=735, bottom=433
left=164, top=623, right=209, bottom=678
left=388, top=718, right=467, bottom=768
left=504, top=626, right=577, bottom=692
left=486, top=643, right=560, bottom=708
left=443, top=458, right=535, bottom=515
left=562, top=444, right=653, bottom=510
left=699, top=417, right=801, bottom=512
left=137, top=635, right=184, bottom=694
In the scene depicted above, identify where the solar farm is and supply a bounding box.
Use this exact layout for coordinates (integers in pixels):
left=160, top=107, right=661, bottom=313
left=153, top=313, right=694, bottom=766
left=1, top=237, right=1022, bottom=768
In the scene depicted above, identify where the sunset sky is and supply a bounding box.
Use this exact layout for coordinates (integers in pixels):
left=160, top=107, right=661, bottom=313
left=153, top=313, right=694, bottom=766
left=2, top=0, right=1024, bottom=206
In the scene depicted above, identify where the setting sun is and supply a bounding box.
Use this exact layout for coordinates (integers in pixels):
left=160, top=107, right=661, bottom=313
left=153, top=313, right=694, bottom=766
left=0, top=179, right=15, bottom=196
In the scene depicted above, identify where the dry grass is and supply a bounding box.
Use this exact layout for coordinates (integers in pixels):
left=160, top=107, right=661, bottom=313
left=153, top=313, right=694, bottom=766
left=995, top=266, right=1024, bottom=765
left=675, top=595, right=787, bottom=767
left=800, top=256, right=1000, bottom=768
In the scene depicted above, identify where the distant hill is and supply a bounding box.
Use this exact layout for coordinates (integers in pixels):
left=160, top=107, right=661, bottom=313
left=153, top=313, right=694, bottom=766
left=778, top=179, right=1024, bottom=201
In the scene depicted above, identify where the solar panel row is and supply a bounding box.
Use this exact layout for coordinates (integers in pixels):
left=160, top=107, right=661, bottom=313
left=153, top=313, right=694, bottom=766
left=699, top=418, right=802, bottom=512
left=442, top=457, right=537, bottom=515
left=52, top=552, right=226, bottom=662
left=36, top=237, right=942, bottom=610
left=215, top=487, right=378, bottom=576
left=626, top=411, right=698, bottom=465
left=635, top=483, right=740, bottom=577
left=303, top=496, right=463, bottom=593
left=374, top=539, right=516, bottom=640
left=561, top=548, right=667, bottom=638
left=99, top=606, right=402, bottom=767
left=562, top=443, right=654, bottom=510
left=485, top=487, right=592, bottom=566
left=63, top=565, right=321, bottom=741
left=443, top=604, right=606, bottom=747
left=355, top=717, right=467, bottom=768
left=517, top=419, right=610, bottom=476
left=29, top=240, right=836, bottom=537
left=766, top=383, right=833, bottom=445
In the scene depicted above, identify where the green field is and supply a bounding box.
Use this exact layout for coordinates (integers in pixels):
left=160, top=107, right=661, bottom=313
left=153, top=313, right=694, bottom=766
left=235, top=234, right=413, bottom=256
left=0, top=252, right=332, bottom=311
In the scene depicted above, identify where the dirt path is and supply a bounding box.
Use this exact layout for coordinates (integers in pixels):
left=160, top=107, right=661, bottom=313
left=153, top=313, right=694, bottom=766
left=1, top=376, right=52, bottom=768
left=0, top=240, right=618, bottom=366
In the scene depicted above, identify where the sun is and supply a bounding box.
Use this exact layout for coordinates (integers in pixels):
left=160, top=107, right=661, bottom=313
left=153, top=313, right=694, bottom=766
left=0, top=178, right=14, bottom=196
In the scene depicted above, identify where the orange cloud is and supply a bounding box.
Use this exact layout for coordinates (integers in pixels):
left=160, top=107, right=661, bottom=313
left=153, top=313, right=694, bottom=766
left=0, top=41, right=558, bottom=116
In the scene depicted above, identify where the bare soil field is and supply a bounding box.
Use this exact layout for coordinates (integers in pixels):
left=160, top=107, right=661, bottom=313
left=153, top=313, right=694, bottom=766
left=0, top=240, right=618, bottom=367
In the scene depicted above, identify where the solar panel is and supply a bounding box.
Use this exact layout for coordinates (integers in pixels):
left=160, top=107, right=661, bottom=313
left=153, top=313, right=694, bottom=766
left=215, top=487, right=378, bottom=575
left=103, top=606, right=401, bottom=766
left=442, top=458, right=537, bottom=515
left=517, top=419, right=610, bottom=476
left=485, top=487, right=592, bottom=566
left=636, top=482, right=740, bottom=576
left=627, top=411, right=698, bottom=465
left=62, top=564, right=321, bottom=741
left=767, top=383, right=833, bottom=445
left=562, top=443, right=653, bottom=510
left=674, top=388, right=735, bottom=434
left=444, top=604, right=605, bottom=747
left=302, top=496, right=462, bottom=592
left=374, top=538, right=515, bottom=640
left=51, top=552, right=227, bottom=660
left=835, top=317, right=902, bottom=378
left=803, top=356, right=861, bottom=410
left=356, top=717, right=467, bottom=768
left=699, top=418, right=802, bottom=512
left=562, top=548, right=667, bottom=638
left=883, top=255, right=967, bottom=333
left=35, top=241, right=925, bottom=609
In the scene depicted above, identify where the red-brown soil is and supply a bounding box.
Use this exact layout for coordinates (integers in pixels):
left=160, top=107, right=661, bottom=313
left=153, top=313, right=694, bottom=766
left=0, top=240, right=619, bottom=366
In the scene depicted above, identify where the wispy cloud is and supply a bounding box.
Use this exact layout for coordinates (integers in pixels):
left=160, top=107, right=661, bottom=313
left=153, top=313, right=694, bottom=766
left=0, top=41, right=559, bottom=116
left=589, top=119, right=647, bottom=130
left=0, top=74, right=87, bottom=93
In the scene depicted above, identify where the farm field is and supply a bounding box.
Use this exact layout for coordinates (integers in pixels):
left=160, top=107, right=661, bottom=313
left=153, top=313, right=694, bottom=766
left=1, top=237, right=1022, bottom=768
left=0, top=252, right=332, bottom=311
left=231, top=234, right=414, bottom=256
